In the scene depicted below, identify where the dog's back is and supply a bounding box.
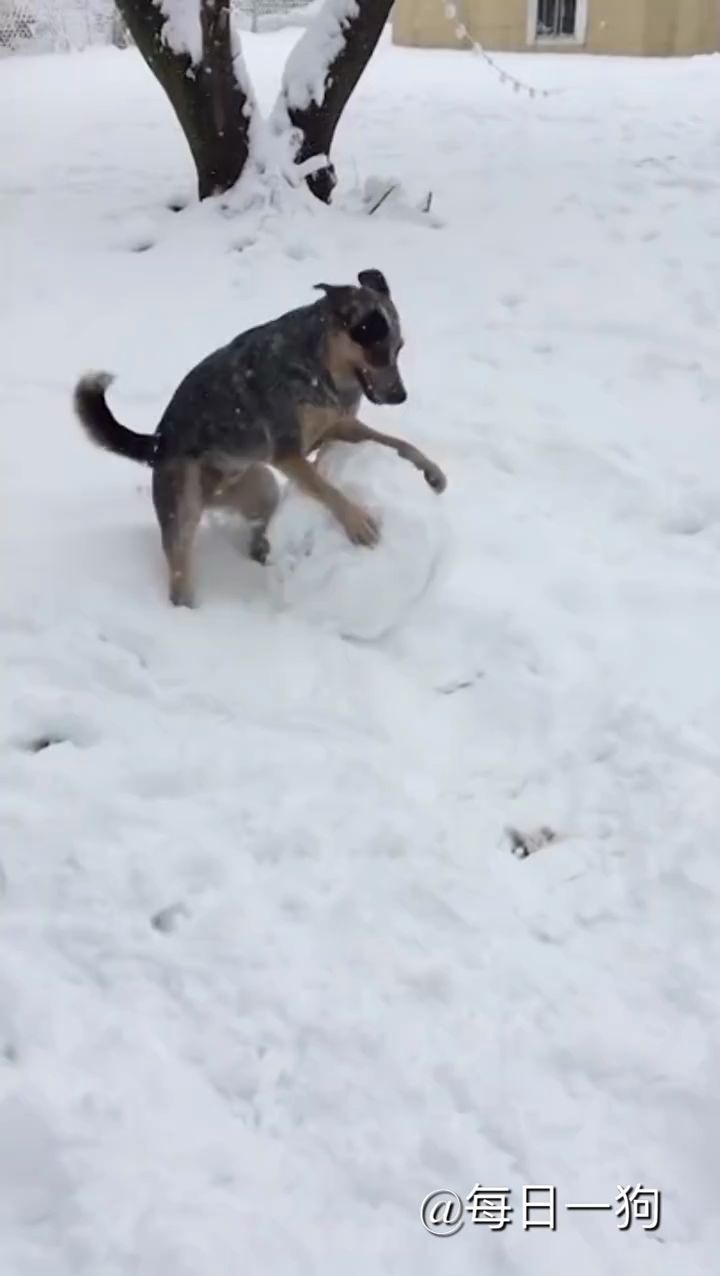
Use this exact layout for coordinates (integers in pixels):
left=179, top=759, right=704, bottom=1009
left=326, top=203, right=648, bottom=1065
left=153, top=301, right=339, bottom=464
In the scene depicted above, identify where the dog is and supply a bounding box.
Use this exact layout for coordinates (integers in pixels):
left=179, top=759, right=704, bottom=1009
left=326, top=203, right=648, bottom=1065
left=73, top=268, right=447, bottom=607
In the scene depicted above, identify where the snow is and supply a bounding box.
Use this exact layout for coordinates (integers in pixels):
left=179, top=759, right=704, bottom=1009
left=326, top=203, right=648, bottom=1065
left=159, top=0, right=202, bottom=64
left=276, top=0, right=359, bottom=111
left=2, top=27, right=720, bottom=1276
left=230, top=23, right=255, bottom=102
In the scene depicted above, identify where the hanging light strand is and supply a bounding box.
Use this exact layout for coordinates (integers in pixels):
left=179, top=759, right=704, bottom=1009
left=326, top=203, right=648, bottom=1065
left=440, top=2, right=561, bottom=100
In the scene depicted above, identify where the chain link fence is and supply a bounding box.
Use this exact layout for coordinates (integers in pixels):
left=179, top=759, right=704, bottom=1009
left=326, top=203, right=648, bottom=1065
left=0, top=1, right=319, bottom=55
left=237, top=1, right=319, bottom=32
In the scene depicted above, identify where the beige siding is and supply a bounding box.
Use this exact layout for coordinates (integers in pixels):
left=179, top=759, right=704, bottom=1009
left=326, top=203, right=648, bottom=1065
left=390, top=0, right=527, bottom=50
left=587, top=1, right=646, bottom=55
left=391, top=0, right=468, bottom=49
left=645, top=0, right=720, bottom=55
left=392, top=0, right=720, bottom=56
left=462, top=0, right=528, bottom=52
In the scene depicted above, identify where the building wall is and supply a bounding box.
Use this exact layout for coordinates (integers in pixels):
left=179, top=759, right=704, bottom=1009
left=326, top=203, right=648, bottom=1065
left=588, top=1, right=646, bottom=55
left=391, top=0, right=525, bottom=51
left=392, top=0, right=720, bottom=56
left=644, top=0, right=720, bottom=55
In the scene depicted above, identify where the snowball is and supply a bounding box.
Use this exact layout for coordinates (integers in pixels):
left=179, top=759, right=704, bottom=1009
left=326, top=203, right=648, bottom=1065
left=266, top=441, right=449, bottom=641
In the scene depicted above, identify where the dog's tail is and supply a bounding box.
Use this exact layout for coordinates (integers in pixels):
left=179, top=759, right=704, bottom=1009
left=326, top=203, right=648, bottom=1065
left=73, top=372, right=154, bottom=465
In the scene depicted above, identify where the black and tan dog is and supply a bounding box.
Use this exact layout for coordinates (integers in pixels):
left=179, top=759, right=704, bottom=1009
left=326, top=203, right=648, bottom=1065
left=74, top=269, right=447, bottom=607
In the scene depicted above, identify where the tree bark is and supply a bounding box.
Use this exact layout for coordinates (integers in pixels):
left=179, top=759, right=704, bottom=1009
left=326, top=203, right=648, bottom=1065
left=277, top=0, right=393, bottom=204
left=115, top=1, right=253, bottom=200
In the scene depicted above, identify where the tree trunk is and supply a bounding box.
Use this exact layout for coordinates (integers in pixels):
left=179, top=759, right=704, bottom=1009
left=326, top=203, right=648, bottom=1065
left=115, top=1, right=253, bottom=200
left=275, top=0, right=393, bottom=204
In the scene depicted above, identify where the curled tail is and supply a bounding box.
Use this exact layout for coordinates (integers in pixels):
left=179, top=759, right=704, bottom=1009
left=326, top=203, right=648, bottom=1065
left=73, top=372, right=154, bottom=465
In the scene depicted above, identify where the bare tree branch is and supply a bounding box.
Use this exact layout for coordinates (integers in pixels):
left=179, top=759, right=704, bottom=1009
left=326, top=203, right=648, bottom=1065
left=113, top=1, right=391, bottom=204
left=115, top=1, right=253, bottom=199
left=274, top=0, right=393, bottom=203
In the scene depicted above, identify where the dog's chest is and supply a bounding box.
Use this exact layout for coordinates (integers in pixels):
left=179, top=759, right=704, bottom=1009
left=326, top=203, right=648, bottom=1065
left=296, top=380, right=360, bottom=454
left=298, top=404, right=341, bottom=454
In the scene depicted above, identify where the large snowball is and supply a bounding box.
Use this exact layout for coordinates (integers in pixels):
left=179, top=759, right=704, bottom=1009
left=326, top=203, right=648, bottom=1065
left=265, top=441, right=448, bottom=640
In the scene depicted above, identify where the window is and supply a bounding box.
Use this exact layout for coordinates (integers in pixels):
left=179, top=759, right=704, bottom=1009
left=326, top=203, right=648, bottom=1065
left=528, top=0, right=588, bottom=43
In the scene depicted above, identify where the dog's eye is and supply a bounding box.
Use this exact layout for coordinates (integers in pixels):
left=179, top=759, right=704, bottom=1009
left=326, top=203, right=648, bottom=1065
left=350, top=309, right=389, bottom=348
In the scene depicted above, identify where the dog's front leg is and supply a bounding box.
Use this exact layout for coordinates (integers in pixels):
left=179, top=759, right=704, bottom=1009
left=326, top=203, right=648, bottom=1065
left=276, top=454, right=380, bottom=547
left=327, top=420, right=447, bottom=494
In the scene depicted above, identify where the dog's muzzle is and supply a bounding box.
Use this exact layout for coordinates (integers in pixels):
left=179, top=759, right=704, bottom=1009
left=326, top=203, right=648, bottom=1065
left=358, top=370, right=407, bottom=406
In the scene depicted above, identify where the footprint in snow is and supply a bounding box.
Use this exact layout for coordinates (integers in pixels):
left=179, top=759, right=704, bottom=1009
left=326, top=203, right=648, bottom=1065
left=505, top=826, right=559, bottom=860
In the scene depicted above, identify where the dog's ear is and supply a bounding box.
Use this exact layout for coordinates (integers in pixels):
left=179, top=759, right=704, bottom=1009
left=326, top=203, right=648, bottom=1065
left=314, top=283, right=342, bottom=300
left=313, top=282, right=356, bottom=319
left=358, top=269, right=390, bottom=297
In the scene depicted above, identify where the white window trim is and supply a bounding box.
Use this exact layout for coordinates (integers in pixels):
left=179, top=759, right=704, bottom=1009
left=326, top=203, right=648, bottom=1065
left=526, top=0, right=588, bottom=46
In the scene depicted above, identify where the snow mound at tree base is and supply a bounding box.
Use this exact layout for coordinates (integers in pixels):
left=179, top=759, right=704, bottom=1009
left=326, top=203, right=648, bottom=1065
left=266, top=441, right=449, bottom=640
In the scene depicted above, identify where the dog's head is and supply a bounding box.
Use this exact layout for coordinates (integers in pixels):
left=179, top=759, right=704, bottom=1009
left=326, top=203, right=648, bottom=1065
left=315, top=269, right=407, bottom=406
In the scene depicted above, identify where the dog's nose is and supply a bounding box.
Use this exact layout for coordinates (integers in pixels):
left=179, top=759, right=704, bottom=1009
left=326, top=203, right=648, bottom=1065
left=387, top=383, right=407, bottom=405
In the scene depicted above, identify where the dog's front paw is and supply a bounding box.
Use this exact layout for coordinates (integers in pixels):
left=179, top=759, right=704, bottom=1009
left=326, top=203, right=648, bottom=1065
left=249, top=526, right=271, bottom=565
left=341, top=502, right=381, bottom=547
left=423, top=461, right=447, bottom=494
left=169, top=589, right=196, bottom=609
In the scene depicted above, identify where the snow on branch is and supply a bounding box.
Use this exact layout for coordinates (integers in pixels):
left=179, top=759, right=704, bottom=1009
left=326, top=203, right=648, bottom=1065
left=155, top=3, right=254, bottom=103
left=230, top=19, right=258, bottom=117
left=279, top=0, right=360, bottom=112
left=158, top=0, right=202, bottom=64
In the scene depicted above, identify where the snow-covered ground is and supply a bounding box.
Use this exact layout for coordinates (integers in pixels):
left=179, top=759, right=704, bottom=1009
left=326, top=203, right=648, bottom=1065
left=2, top=26, right=720, bottom=1276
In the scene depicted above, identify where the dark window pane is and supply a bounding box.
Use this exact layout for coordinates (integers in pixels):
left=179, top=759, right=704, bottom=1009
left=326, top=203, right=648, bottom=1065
left=561, top=0, right=577, bottom=36
left=536, top=0, right=577, bottom=37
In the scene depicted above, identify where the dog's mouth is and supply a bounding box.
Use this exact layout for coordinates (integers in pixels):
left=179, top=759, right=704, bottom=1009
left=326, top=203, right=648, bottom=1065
left=356, top=368, right=407, bottom=405
left=356, top=368, right=381, bottom=403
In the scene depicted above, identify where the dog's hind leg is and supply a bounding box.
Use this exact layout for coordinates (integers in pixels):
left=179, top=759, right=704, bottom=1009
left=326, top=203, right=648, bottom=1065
left=203, top=463, right=280, bottom=565
left=152, top=460, right=203, bottom=607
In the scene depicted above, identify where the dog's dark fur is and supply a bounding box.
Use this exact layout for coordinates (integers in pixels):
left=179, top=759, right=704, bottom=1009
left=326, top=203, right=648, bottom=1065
left=74, top=269, right=447, bottom=606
